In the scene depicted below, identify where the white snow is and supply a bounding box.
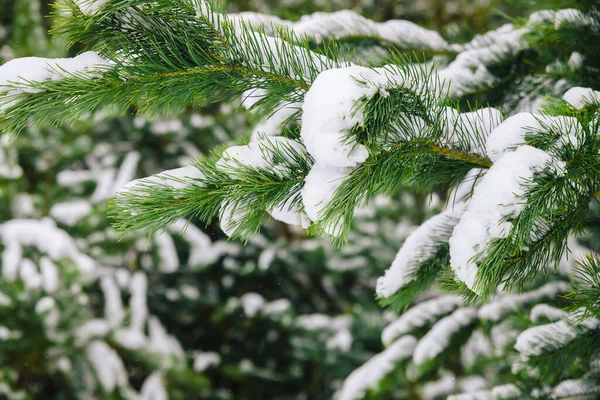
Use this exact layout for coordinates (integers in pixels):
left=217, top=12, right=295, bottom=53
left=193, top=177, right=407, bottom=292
left=0, top=218, right=95, bottom=277
left=515, top=316, right=600, bottom=358
left=381, top=295, right=463, bottom=346
left=100, top=277, right=124, bottom=327
left=169, top=219, right=219, bottom=266
left=562, top=87, right=600, bottom=109
left=219, top=202, right=250, bottom=238
left=50, top=200, right=92, bottom=226
left=443, top=107, right=503, bottom=156
left=76, top=319, right=111, bottom=345
left=301, top=163, right=352, bottom=236
left=413, top=308, right=478, bottom=365
left=140, top=372, right=167, bottom=400
left=233, top=10, right=448, bottom=51
left=217, top=137, right=306, bottom=178
left=491, top=384, right=522, bottom=399
left=154, top=232, right=179, bottom=273
left=129, top=272, right=148, bottom=332
left=449, top=146, right=561, bottom=292
left=250, top=103, right=301, bottom=140
left=486, top=113, right=581, bottom=162
left=217, top=137, right=311, bottom=230
left=239, top=292, right=265, bottom=317
left=0, top=52, right=111, bottom=110
left=39, top=257, right=59, bottom=293
left=19, top=259, right=42, bottom=289
left=301, top=66, right=406, bottom=167
left=478, top=281, right=571, bottom=322
left=75, top=0, right=109, bottom=14
left=148, top=316, right=184, bottom=356
left=193, top=351, right=221, bottom=371
left=336, top=335, right=417, bottom=400
left=530, top=304, right=568, bottom=323
left=119, top=165, right=204, bottom=194
left=461, top=330, right=493, bottom=369
left=376, top=204, right=466, bottom=298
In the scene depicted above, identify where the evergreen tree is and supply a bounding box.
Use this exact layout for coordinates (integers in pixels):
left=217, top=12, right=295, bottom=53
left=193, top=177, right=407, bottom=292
left=1, top=0, right=600, bottom=399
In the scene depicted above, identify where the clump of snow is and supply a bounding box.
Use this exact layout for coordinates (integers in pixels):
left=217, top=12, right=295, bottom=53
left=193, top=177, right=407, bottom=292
left=194, top=352, right=221, bottom=371
left=562, top=87, right=600, bottom=109
left=478, top=281, right=570, bottom=322
left=301, top=163, right=352, bottom=236
left=154, top=232, right=179, bottom=273
left=491, top=384, right=522, bottom=399
left=140, top=372, right=167, bottom=400
left=381, top=295, right=463, bottom=346
left=148, top=316, right=184, bottom=356
left=439, top=24, right=526, bottom=96
left=39, top=257, right=59, bottom=293
left=76, top=319, right=111, bottom=345
left=376, top=204, right=466, bottom=298
left=129, top=272, right=148, bottom=332
left=0, top=218, right=95, bottom=279
left=75, top=0, right=109, bottom=14
left=461, top=330, right=493, bottom=370
left=553, top=9, right=596, bottom=29
left=443, top=107, right=503, bottom=157
left=239, top=292, right=265, bottom=317
left=301, top=66, right=408, bottom=167
left=50, top=200, right=92, bottom=226
left=249, top=103, right=302, bottom=140
left=530, top=304, right=568, bottom=323
left=515, top=316, right=600, bottom=358
left=336, top=335, right=417, bottom=400
left=119, top=165, right=204, bottom=194
left=217, top=137, right=311, bottom=230
left=413, top=308, right=478, bottom=365
left=100, top=277, right=124, bottom=327
left=486, top=113, right=581, bottom=162
left=449, top=146, right=562, bottom=292
left=420, top=371, right=457, bottom=400
left=0, top=52, right=111, bottom=110
left=86, top=340, right=128, bottom=391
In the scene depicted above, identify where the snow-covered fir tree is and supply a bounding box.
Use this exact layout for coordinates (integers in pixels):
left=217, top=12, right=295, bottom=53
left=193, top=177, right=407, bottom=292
left=1, top=0, right=600, bottom=399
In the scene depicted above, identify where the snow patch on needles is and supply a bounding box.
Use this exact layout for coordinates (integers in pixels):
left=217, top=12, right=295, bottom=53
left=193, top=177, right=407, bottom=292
left=336, top=335, right=417, bottom=400
left=0, top=218, right=95, bottom=280
left=217, top=137, right=311, bottom=231
left=120, top=165, right=204, bottom=194
left=0, top=52, right=111, bottom=110
left=413, top=308, right=478, bottom=366
left=376, top=204, right=466, bottom=298
left=301, top=163, right=353, bottom=236
left=563, top=87, right=600, bottom=109
left=515, top=316, right=600, bottom=359
left=449, top=146, right=563, bottom=293
left=301, top=66, right=409, bottom=168
left=486, top=113, right=581, bottom=162
left=381, top=295, right=463, bottom=346
left=478, top=281, right=571, bottom=322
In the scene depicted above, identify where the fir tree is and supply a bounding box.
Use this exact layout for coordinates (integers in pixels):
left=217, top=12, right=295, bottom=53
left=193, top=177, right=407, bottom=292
left=1, top=0, right=600, bottom=399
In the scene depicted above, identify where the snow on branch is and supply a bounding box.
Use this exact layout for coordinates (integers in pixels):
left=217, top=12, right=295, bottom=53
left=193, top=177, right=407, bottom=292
left=336, top=335, right=417, bottom=400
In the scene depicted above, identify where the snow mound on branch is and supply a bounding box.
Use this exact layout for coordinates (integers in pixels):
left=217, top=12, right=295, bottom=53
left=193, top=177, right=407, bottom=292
left=0, top=52, right=111, bottom=110
left=449, top=146, right=564, bottom=293
left=217, top=137, right=311, bottom=231
left=0, top=218, right=95, bottom=280
left=376, top=204, right=466, bottom=298
left=486, top=113, right=581, bottom=162
left=413, top=308, right=478, bottom=365
left=120, top=165, right=204, bottom=194
left=301, top=163, right=353, bottom=236
left=381, top=295, right=462, bottom=346
left=563, top=87, right=600, bottom=109
left=301, top=66, right=410, bottom=168
left=336, top=335, right=417, bottom=400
